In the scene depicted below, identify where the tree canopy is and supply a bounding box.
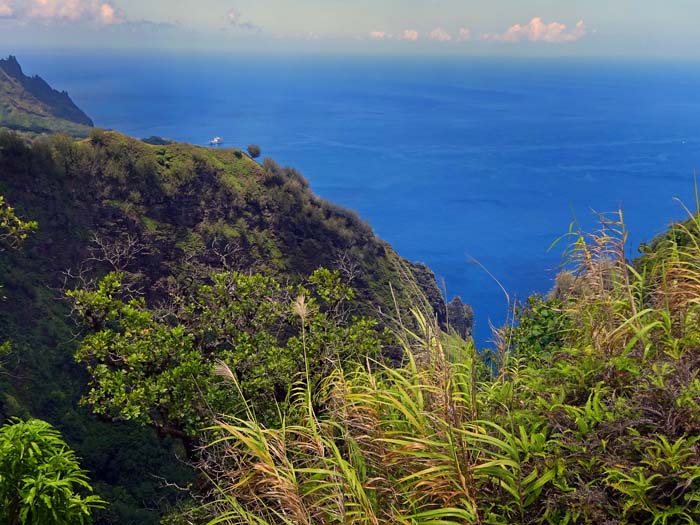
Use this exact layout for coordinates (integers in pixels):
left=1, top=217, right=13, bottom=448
left=247, top=144, right=261, bottom=158
left=69, top=268, right=386, bottom=440
left=0, top=194, right=37, bottom=249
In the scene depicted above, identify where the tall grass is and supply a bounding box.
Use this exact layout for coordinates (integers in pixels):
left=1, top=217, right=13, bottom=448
left=195, top=210, right=700, bottom=525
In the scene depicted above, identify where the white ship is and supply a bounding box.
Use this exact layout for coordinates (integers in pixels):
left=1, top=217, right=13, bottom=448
left=209, top=136, right=224, bottom=146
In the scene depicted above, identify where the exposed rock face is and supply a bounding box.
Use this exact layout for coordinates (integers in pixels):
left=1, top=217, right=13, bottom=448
left=409, top=262, right=447, bottom=322
left=407, top=263, right=475, bottom=337
left=447, top=296, right=474, bottom=338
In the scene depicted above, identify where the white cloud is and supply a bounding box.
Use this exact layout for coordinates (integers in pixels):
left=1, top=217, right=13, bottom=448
left=458, top=27, right=471, bottom=41
left=226, top=8, right=261, bottom=32
left=29, top=0, right=123, bottom=24
left=401, top=29, right=418, bottom=41
left=430, top=27, right=452, bottom=42
left=226, top=8, right=240, bottom=24
left=369, top=30, right=387, bottom=39
left=482, top=17, right=587, bottom=43
left=98, top=3, right=116, bottom=24
left=0, top=0, right=124, bottom=24
left=0, top=0, right=13, bottom=17
left=569, top=20, right=587, bottom=41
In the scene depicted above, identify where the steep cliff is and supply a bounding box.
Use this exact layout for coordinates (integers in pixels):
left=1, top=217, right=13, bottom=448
left=0, top=55, right=93, bottom=135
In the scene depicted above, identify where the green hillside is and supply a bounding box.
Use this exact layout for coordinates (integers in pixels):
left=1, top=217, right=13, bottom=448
left=194, top=209, right=700, bottom=524
left=0, top=126, right=458, bottom=522
left=0, top=57, right=467, bottom=522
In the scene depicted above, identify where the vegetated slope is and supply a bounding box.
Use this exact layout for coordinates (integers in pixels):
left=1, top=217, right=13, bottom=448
left=0, top=55, right=92, bottom=136
left=195, top=212, right=700, bottom=525
left=0, top=129, right=458, bottom=523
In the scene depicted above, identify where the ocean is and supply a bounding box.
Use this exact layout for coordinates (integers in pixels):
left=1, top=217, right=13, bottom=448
left=17, top=51, right=700, bottom=346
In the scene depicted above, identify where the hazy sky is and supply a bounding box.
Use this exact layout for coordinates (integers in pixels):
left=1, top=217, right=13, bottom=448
left=1, top=0, right=699, bottom=57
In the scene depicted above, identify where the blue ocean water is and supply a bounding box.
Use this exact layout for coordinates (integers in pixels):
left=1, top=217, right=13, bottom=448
left=17, top=52, right=700, bottom=346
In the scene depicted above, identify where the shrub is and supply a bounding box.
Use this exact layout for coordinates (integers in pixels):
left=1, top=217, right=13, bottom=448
left=88, top=128, right=107, bottom=146
left=0, top=418, right=105, bottom=524
left=247, top=144, right=261, bottom=159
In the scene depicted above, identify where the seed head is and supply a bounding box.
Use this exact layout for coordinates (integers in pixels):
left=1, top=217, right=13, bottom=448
left=292, top=295, right=310, bottom=321
left=213, top=360, right=235, bottom=382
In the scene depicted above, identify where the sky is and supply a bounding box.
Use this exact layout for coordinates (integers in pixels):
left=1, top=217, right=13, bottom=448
left=0, top=0, right=699, bottom=57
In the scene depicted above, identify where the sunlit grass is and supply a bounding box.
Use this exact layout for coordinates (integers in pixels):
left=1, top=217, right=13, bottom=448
left=190, top=206, right=700, bottom=524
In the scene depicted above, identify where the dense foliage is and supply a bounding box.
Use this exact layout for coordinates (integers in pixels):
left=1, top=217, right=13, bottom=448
left=3, top=111, right=700, bottom=524
left=0, top=128, right=448, bottom=522
left=191, top=213, right=700, bottom=525
left=69, top=268, right=386, bottom=439
left=0, top=194, right=37, bottom=248
left=0, top=418, right=105, bottom=524
left=0, top=200, right=106, bottom=525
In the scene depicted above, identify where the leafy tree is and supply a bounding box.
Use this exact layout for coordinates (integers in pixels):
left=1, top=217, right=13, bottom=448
left=0, top=418, right=105, bottom=524
left=246, top=144, right=261, bottom=159
left=0, top=194, right=37, bottom=249
left=69, top=268, right=385, bottom=440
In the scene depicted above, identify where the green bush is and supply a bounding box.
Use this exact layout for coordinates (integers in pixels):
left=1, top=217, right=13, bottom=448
left=246, top=144, right=261, bottom=159
left=69, top=268, right=386, bottom=439
left=0, top=418, right=105, bottom=524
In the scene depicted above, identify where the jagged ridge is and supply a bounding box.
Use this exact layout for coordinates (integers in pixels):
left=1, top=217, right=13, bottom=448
left=0, top=55, right=93, bottom=135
